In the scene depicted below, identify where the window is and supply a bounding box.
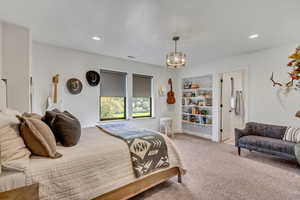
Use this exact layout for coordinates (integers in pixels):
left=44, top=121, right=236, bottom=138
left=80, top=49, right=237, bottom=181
left=100, top=70, right=127, bottom=121
left=100, top=97, right=125, bottom=120
left=132, top=74, right=153, bottom=118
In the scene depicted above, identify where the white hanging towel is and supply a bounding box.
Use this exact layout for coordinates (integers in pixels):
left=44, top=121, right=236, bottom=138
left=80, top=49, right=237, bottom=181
left=230, top=77, right=235, bottom=110
left=235, top=91, right=244, bottom=120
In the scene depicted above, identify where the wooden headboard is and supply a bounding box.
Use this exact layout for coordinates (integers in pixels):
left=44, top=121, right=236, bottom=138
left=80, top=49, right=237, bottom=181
left=0, top=79, right=7, bottom=110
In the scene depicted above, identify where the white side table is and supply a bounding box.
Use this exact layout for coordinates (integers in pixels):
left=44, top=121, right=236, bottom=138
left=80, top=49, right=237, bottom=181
left=160, top=117, right=174, bottom=137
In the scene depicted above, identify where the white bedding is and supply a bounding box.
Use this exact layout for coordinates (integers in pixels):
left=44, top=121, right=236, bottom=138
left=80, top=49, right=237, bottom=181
left=0, top=170, right=26, bottom=192
left=3, top=127, right=184, bottom=200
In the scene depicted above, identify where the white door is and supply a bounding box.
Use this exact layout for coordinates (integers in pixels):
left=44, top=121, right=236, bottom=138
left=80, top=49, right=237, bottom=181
left=221, top=70, right=245, bottom=142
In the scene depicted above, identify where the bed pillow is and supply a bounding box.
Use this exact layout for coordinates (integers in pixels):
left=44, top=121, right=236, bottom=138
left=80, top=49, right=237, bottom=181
left=18, top=116, right=62, bottom=159
left=22, top=113, right=43, bottom=120
left=0, top=113, right=31, bottom=167
left=42, top=109, right=61, bottom=141
left=0, top=108, right=21, bottom=124
left=52, top=111, right=81, bottom=147
left=1, top=108, right=21, bottom=118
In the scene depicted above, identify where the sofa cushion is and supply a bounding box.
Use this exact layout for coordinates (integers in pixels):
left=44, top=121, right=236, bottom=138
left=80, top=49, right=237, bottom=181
left=239, top=135, right=295, bottom=156
left=246, top=122, right=287, bottom=139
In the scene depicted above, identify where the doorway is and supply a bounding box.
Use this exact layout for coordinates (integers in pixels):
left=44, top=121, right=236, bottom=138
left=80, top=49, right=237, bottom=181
left=220, top=70, right=246, bottom=144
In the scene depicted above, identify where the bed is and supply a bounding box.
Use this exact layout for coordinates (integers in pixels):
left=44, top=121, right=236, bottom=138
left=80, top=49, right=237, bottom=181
left=0, top=78, right=184, bottom=199
left=0, top=126, right=184, bottom=200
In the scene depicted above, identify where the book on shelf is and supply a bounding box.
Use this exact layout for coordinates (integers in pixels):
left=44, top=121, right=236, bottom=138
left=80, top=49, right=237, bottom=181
left=182, top=75, right=213, bottom=132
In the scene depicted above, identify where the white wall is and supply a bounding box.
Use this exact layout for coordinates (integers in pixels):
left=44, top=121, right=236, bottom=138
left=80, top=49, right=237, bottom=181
left=2, top=22, right=31, bottom=113
left=32, top=42, right=178, bottom=129
left=178, top=43, right=300, bottom=132
left=14, top=23, right=300, bottom=135
left=0, top=22, right=2, bottom=77
left=0, top=23, right=4, bottom=110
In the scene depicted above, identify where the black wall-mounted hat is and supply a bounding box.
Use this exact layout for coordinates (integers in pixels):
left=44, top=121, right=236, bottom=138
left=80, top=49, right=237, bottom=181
left=86, top=70, right=100, bottom=86
left=67, top=78, right=83, bottom=95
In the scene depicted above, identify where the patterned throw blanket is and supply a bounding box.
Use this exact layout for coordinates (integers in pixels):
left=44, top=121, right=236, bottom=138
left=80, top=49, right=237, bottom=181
left=97, top=123, right=169, bottom=178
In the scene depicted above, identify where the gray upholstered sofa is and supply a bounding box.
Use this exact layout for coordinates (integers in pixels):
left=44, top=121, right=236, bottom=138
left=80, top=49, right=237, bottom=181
left=235, top=122, right=297, bottom=162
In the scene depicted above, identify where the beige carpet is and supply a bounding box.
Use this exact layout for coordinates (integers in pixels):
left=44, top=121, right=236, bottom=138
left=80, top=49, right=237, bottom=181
left=132, top=134, right=300, bottom=200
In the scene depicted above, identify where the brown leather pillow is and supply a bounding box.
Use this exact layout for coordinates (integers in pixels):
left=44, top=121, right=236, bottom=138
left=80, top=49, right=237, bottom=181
left=52, top=111, right=81, bottom=147
left=18, top=116, right=62, bottom=158
left=42, top=109, right=61, bottom=127
left=42, top=109, right=61, bottom=142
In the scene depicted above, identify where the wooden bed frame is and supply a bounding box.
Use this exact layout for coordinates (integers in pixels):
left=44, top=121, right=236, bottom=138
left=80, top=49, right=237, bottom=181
left=0, top=167, right=182, bottom=200
left=95, top=167, right=182, bottom=200
left=0, top=184, right=39, bottom=200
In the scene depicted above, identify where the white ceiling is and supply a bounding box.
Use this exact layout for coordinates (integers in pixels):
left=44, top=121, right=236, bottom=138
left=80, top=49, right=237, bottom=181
left=0, top=0, right=299, bottom=66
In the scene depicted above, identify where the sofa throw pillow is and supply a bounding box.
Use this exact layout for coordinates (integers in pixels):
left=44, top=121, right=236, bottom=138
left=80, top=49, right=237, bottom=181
left=18, top=116, right=62, bottom=159
left=283, top=127, right=300, bottom=143
left=52, top=111, right=81, bottom=147
left=0, top=113, right=31, bottom=166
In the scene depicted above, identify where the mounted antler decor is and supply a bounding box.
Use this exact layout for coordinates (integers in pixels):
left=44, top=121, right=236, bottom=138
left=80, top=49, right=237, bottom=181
left=270, top=46, right=300, bottom=89
left=270, top=46, right=300, bottom=118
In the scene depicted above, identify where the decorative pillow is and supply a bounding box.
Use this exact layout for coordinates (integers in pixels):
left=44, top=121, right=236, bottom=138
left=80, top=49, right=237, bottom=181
left=42, top=109, right=60, bottom=130
left=42, top=109, right=61, bottom=141
left=52, top=111, right=81, bottom=147
left=0, top=108, right=21, bottom=124
left=22, top=113, right=43, bottom=120
left=1, top=108, right=21, bottom=118
left=0, top=113, right=31, bottom=166
left=18, top=116, right=62, bottom=158
left=283, top=127, right=300, bottom=143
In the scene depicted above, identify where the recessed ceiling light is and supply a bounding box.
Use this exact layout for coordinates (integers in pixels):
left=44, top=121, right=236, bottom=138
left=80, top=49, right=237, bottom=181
left=92, top=36, right=101, bottom=41
left=248, top=34, right=259, bottom=39
left=128, top=56, right=136, bottom=59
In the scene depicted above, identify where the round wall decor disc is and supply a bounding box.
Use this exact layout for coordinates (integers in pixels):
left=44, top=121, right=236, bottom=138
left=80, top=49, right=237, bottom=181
left=67, top=78, right=83, bottom=95
left=86, top=70, right=100, bottom=86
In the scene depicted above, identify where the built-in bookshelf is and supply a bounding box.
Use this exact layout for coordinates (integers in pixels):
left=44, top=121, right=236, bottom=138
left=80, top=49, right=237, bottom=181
left=182, top=75, right=213, bottom=139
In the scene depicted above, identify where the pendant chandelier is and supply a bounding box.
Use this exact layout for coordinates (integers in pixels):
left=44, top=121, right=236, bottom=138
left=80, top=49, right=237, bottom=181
left=166, top=36, right=186, bottom=69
